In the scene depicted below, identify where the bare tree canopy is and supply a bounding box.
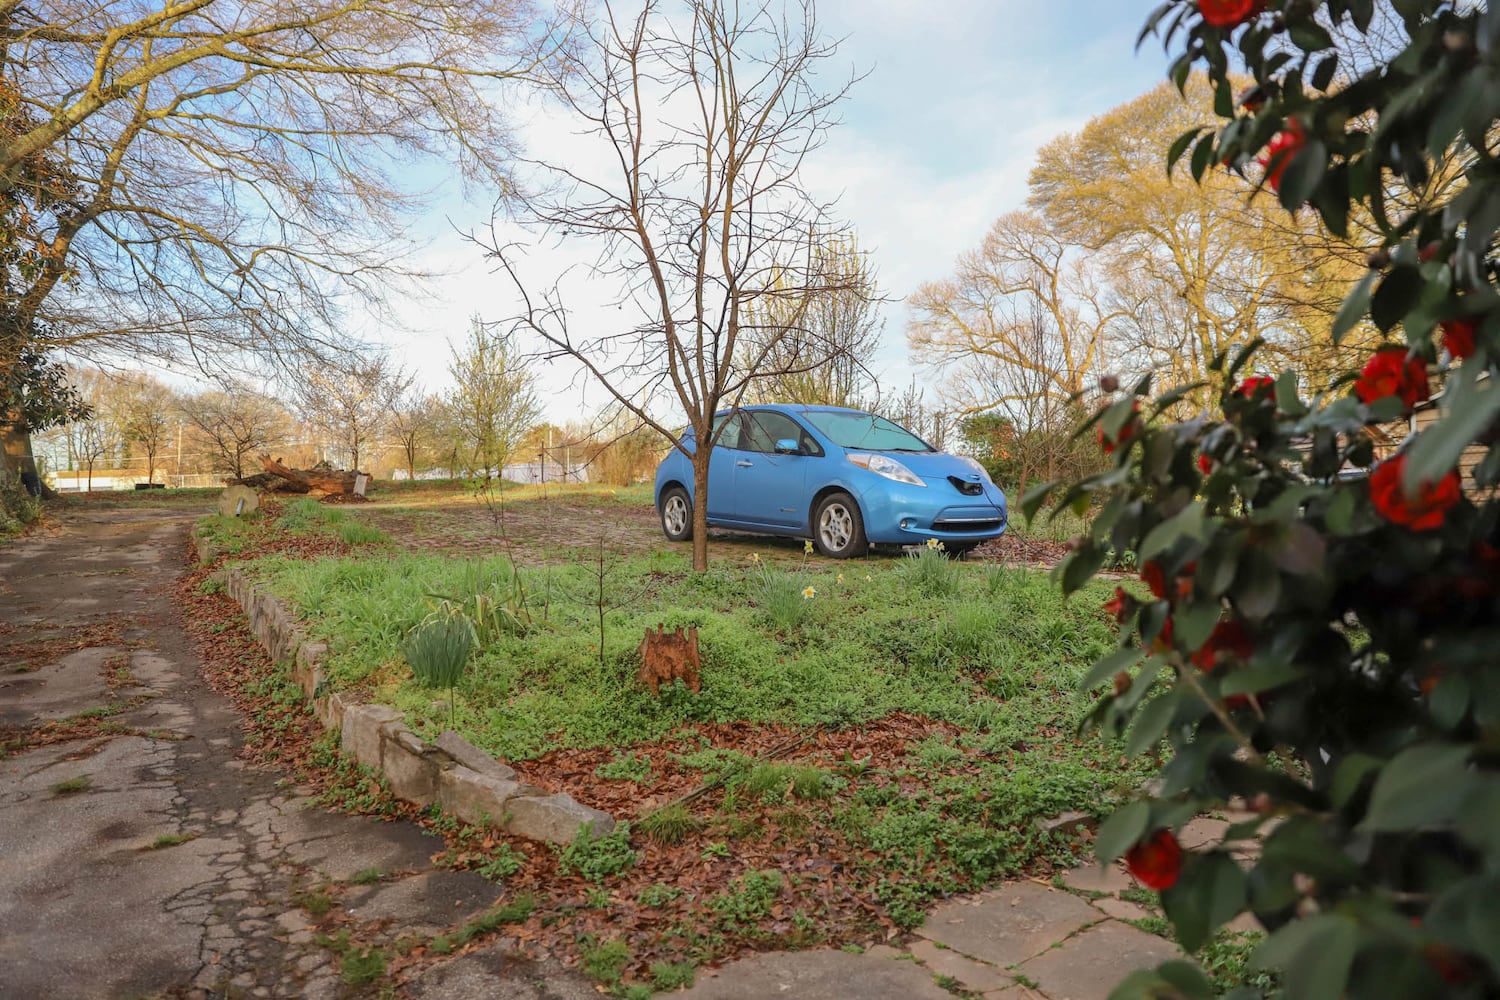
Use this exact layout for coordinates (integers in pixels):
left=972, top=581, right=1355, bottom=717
left=1, top=0, right=559, bottom=481
left=490, top=0, right=856, bottom=570
left=447, top=315, right=541, bottom=478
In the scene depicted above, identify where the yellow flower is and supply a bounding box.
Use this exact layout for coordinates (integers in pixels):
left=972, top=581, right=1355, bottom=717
left=803, top=540, right=815, bottom=554
left=864, top=574, right=872, bottom=582
left=750, top=553, right=760, bottom=563
left=926, top=538, right=940, bottom=549
left=837, top=573, right=844, bottom=584
left=802, top=586, right=816, bottom=600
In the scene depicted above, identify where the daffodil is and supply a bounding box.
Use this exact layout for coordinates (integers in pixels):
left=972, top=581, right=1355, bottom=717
left=750, top=552, right=760, bottom=563
left=926, top=538, right=940, bottom=550
left=802, top=586, right=816, bottom=600
left=836, top=573, right=844, bottom=584
left=803, top=540, right=814, bottom=555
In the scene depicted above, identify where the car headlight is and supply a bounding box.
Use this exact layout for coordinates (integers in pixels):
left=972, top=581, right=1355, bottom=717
left=847, top=453, right=924, bottom=486
left=955, top=455, right=992, bottom=482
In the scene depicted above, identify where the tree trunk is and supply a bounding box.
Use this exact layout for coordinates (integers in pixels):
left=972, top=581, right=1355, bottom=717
left=2, top=420, right=52, bottom=498
left=691, top=448, right=710, bottom=572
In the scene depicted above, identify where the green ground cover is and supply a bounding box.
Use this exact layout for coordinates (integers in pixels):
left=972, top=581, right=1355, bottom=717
left=200, top=491, right=1164, bottom=990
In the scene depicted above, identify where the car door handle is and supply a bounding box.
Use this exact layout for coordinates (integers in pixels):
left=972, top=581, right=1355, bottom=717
left=736, top=460, right=753, bottom=467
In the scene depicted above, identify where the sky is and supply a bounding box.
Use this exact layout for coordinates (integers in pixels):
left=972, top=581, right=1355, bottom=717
left=366, top=2, right=1176, bottom=427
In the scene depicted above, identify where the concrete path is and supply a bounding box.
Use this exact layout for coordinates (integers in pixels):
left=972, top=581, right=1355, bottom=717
left=0, top=505, right=1232, bottom=999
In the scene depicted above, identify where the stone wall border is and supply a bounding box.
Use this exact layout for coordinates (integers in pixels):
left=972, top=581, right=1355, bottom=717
left=194, top=533, right=614, bottom=844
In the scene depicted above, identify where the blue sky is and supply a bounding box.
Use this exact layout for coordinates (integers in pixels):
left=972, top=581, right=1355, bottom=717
left=374, top=2, right=1176, bottom=423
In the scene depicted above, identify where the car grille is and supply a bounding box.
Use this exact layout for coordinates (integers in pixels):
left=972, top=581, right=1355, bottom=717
left=932, top=505, right=1006, bottom=533
left=947, top=475, right=984, bottom=496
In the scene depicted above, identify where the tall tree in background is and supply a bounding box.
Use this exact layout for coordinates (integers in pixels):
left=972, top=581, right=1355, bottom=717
left=180, top=386, right=289, bottom=479
left=389, top=390, right=446, bottom=483
left=291, top=356, right=413, bottom=473
left=0, top=0, right=555, bottom=486
left=118, top=375, right=175, bottom=485
left=447, top=317, right=540, bottom=478
left=740, top=236, right=883, bottom=408
left=490, top=0, right=855, bottom=571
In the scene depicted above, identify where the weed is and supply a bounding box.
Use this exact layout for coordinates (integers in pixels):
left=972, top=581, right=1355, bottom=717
left=557, top=822, right=636, bottom=881
left=739, top=763, right=842, bottom=802
left=650, top=960, right=697, bottom=990
left=637, top=883, right=683, bottom=908
left=586, top=886, right=611, bottom=908
left=148, top=833, right=196, bottom=849
left=51, top=776, right=90, bottom=795
left=709, top=870, right=782, bottom=930
left=580, top=937, right=631, bottom=986
left=198, top=576, right=224, bottom=595
left=837, top=751, right=873, bottom=778
left=337, top=519, right=389, bottom=545
left=428, top=895, right=536, bottom=954
left=339, top=943, right=387, bottom=987
left=754, top=560, right=814, bottom=631
left=292, top=883, right=336, bottom=917
left=700, top=840, right=731, bottom=860
left=595, top=752, right=653, bottom=782
left=350, top=867, right=385, bottom=885
left=474, top=842, right=526, bottom=882
left=640, top=804, right=704, bottom=845
left=897, top=539, right=961, bottom=597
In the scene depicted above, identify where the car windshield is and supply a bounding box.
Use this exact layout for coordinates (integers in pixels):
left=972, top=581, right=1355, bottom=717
left=800, top=410, right=933, bottom=452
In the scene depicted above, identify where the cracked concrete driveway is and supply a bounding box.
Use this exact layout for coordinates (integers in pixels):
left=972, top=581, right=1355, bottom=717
left=0, top=505, right=598, bottom=999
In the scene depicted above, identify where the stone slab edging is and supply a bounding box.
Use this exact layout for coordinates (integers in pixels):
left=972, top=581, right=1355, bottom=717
left=195, top=535, right=614, bottom=844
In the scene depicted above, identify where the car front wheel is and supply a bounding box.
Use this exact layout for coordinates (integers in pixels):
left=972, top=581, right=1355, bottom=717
left=812, top=492, right=866, bottom=559
left=660, top=487, right=693, bottom=542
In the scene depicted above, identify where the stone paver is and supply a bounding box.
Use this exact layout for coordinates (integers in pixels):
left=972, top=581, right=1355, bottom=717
left=909, top=938, right=1012, bottom=993
left=677, top=949, right=956, bottom=999
left=1061, top=863, right=1135, bottom=894
left=919, top=881, right=1100, bottom=967
left=1018, top=920, right=1181, bottom=1000
left=1178, top=817, right=1230, bottom=850
left=345, top=869, right=500, bottom=935
left=1090, top=896, right=1155, bottom=922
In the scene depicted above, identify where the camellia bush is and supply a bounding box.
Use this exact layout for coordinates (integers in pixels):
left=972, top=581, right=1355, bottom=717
left=1026, top=2, right=1500, bottom=998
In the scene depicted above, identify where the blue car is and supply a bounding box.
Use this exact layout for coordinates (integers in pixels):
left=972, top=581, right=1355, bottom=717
left=653, top=404, right=1008, bottom=558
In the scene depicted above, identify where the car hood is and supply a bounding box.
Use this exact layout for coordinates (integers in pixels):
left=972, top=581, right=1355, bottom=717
left=852, top=449, right=988, bottom=484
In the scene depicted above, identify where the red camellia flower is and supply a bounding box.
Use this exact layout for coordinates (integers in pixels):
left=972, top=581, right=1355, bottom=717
left=1354, top=348, right=1429, bottom=411
left=1199, top=0, right=1262, bottom=28
left=1125, top=829, right=1183, bottom=890
left=1236, top=375, right=1275, bottom=397
left=1190, top=619, right=1253, bottom=671
left=1369, top=455, right=1462, bottom=531
left=1140, top=561, right=1168, bottom=599
left=1197, top=453, right=1214, bottom=475
left=1441, top=317, right=1478, bottom=360
left=1258, top=120, right=1305, bottom=192
left=1102, top=586, right=1134, bottom=625
left=1096, top=404, right=1141, bottom=455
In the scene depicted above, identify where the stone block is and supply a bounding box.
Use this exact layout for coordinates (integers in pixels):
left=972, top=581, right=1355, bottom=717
left=340, top=703, right=405, bottom=771
left=1061, top=862, right=1134, bottom=894
left=297, top=641, right=328, bottom=670
left=1017, top=920, right=1179, bottom=999
left=382, top=729, right=441, bottom=804
left=504, top=793, right=614, bottom=844
left=909, top=939, right=1010, bottom=993
left=434, top=731, right=518, bottom=781
left=918, top=882, right=1098, bottom=967
left=316, top=691, right=349, bottom=732
left=436, top=766, right=521, bottom=828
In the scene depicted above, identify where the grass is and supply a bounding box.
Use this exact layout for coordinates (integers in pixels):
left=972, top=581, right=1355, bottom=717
left=242, top=545, right=1123, bottom=762
left=51, top=776, right=90, bottom=795
left=148, top=832, right=197, bottom=849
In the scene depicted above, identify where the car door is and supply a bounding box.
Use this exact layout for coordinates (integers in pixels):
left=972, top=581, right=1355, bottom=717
left=731, top=410, right=818, bottom=527
left=704, top=411, right=744, bottom=521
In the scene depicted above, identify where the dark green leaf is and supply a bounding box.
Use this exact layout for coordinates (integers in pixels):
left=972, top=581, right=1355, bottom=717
left=1310, top=54, right=1338, bottom=92
left=1403, top=373, right=1500, bottom=492
left=1140, top=502, right=1206, bottom=561
left=1330, top=753, right=1381, bottom=808
left=1359, top=744, right=1474, bottom=833
left=1278, top=137, right=1326, bottom=209
left=1175, top=600, right=1223, bottom=653
left=1231, top=551, right=1281, bottom=621
left=1127, top=690, right=1179, bottom=757
left=1252, top=914, right=1357, bottom=1000
left=1288, top=20, right=1334, bottom=51
left=1221, top=663, right=1301, bottom=697
left=1169, top=126, right=1208, bottom=175
left=1057, top=542, right=1107, bottom=596
left=1370, top=264, right=1423, bottom=332
left=1273, top=369, right=1307, bottom=416
left=1164, top=854, right=1248, bottom=952
left=1081, top=646, right=1147, bottom=692
left=1190, top=133, right=1217, bottom=183
left=1096, top=800, right=1151, bottom=863
left=1021, top=480, right=1061, bottom=522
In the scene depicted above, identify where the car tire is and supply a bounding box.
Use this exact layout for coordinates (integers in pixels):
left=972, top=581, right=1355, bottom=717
left=812, top=492, right=867, bottom=559
left=659, top=487, right=693, bottom=542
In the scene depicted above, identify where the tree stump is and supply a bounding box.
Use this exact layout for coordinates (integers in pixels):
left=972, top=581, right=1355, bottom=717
left=636, top=624, right=701, bottom=695
left=217, top=485, right=260, bottom=518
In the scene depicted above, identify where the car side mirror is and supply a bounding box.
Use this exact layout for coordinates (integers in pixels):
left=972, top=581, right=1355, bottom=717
left=774, top=438, right=802, bottom=455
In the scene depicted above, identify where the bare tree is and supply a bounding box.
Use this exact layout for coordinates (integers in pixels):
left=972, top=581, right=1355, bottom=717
left=447, top=316, right=541, bottom=478
left=489, top=0, right=855, bottom=570
left=180, top=386, right=288, bottom=479
left=118, top=375, right=176, bottom=485
left=740, top=234, right=884, bottom=407
left=0, top=0, right=559, bottom=485
left=291, top=356, right=414, bottom=473
left=74, top=417, right=111, bottom=493
left=389, top=390, right=446, bottom=483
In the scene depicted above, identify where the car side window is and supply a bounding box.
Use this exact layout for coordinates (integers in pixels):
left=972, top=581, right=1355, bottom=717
left=743, top=412, right=821, bottom=455
left=711, top=412, right=743, bottom=450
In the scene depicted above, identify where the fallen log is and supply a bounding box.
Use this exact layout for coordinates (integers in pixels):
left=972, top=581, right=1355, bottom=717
left=258, top=455, right=358, bottom=496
